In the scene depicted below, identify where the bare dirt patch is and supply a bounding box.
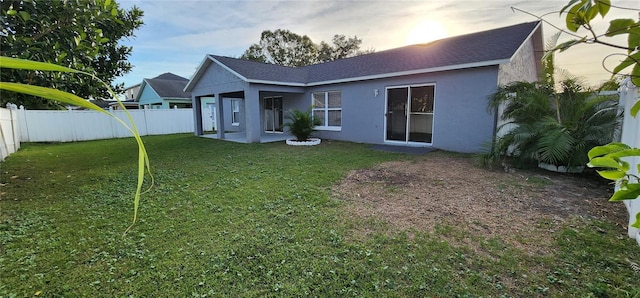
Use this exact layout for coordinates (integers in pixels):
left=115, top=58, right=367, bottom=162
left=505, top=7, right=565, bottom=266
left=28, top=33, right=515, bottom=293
left=333, top=152, right=628, bottom=251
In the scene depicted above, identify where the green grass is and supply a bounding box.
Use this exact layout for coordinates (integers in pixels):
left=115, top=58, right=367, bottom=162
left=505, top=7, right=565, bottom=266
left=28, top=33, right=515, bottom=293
left=1, top=134, right=639, bottom=297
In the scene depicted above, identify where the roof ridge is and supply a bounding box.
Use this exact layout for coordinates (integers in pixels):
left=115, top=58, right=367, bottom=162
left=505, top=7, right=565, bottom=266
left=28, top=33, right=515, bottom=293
left=189, top=21, right=541, bottom=89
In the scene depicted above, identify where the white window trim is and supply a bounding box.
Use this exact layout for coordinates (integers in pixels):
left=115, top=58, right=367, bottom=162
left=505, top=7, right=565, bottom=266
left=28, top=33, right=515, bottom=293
left=311, top=91, right=342, bottom=131
left=231, top=99, right=241, bottom=126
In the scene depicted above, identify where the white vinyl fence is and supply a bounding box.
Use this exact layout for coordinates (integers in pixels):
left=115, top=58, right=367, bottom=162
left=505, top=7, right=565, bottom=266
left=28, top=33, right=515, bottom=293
left=17, top=107, right=196, bottom=142
left=618, top=78, right=640, bottom=244
left=0, top=105, right=21, bottom=161
left=0, top=105, right=214, bottom=160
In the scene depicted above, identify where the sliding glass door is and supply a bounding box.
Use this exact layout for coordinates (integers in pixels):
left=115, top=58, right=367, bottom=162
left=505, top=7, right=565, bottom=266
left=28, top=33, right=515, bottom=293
left=264, top=97, right=283, bottom=133
left=385, top=85, right=434, bottom=144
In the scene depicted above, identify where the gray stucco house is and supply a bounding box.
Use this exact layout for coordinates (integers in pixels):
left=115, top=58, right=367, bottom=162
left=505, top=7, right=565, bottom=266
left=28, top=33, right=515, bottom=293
left=184, top=21, right=543, bottom=153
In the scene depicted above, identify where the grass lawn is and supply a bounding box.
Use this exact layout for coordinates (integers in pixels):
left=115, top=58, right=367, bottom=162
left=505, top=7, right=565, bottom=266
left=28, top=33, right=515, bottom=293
left=1, top=134, right=638, bottom=296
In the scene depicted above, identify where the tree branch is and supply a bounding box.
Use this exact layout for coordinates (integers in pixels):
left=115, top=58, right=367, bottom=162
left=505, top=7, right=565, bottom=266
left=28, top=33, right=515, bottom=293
left=511, top=7, right=584, bottom=39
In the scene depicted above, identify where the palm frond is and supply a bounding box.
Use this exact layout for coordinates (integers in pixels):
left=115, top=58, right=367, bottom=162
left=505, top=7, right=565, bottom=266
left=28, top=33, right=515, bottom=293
left=537, top=127, right=575, bottom=166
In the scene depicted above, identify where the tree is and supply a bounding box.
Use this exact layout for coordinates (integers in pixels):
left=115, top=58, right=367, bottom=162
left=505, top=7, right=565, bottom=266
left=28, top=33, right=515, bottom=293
left=241, top=29, right=318, bottom=67
left=545, top=0, right=640, bottom=228
left=241, top=29, right=372, bottom=67
left=0, top=0, right=144, bottom=109
left=317, top=34, right=369, bottom=62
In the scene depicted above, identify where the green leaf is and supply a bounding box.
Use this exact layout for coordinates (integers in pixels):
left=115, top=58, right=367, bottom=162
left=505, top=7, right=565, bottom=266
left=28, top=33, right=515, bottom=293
left=609, top=148, right=640, bottom=159
left=605, top=19, right=635, bottom=37
left=587, top=156, right=625, bottom=170
left=0, top=82, right=109, bottom=114
left=565, top=2, right=586, bottom=32
left=632, top=63, right=640, bottom=89
left=555, top=38, right=587, bottom=52
left=595, top=0, right=610, bottom=17
left=19, top=11, right=30, bottom=21
left=7, top=9, right=17, bottom=15
left=632, top=212, right=640, bottom=229
left=629, top=32, right=640, bottom=54
left=560, top=0, right=582, bottom=15
left=631, top=99, right=640, bottom=117
left=588, top=143, right=630, bottom=159
left=0, top=56, right=80, bottom=73
left=596, top=169, right=626, bottom=180
left=612, top=52, right=640, bottom=75
left=583, top=3, right=598, bottom=22
left=610, top=183, right=640, bottom=201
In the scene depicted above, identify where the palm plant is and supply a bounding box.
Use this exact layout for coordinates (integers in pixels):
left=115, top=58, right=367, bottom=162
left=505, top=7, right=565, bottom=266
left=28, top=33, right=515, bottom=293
left=484, top=79, right=620, bottom=170
left=284, top=108, right=321, bottom=141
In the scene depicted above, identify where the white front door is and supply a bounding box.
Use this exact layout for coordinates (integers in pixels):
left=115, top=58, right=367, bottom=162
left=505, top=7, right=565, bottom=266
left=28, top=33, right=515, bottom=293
left=207, top=103, right=217, bottom=131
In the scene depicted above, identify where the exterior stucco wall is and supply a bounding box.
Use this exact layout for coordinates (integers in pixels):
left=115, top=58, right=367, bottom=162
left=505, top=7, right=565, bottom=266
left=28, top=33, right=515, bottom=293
left=189, top=62, right=249, bottom=98
left=138, top=84, right=162, bottom=107
left=258, top=91, right=306, bottom=133
left=309, top=66, right=500, bottom=153
left=124, top=84, right=141, bottom=101
left=189, top=61, right=310, bottom=137
left=497, top=34, right=540, bottom=86
left=221, top=98, right=242, bottom=131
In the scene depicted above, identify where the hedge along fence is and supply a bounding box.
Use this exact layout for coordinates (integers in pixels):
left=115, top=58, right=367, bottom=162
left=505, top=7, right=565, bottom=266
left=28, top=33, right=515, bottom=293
left=0, top=104, right=219, bottom=160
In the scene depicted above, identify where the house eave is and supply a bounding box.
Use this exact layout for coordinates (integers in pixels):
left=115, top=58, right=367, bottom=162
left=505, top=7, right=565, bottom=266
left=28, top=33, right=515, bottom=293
left=184, top=56, right=214, bottom=92
left=305, top=59, right=510, bottom=87
left=507, top=21, right=542, bottom=63
left=134, top=80, right=148, bottom=102
left=245, top=79, right=306, bottom=87
left=186, top=56, right=511, bottom=90
left=236, top=59, right=510, bottom=88
left=162, top=97, right=192, bottom=101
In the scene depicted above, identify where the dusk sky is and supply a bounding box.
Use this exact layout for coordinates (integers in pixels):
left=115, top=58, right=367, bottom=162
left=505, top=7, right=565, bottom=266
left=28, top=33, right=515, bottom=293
left=115, top=0, right=638, bottom=89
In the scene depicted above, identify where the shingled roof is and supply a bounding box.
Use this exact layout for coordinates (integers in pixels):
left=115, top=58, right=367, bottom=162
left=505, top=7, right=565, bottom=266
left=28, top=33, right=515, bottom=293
left=186, top=21, right=541, bottom=90
left=145, top=73, right=191, bottom=98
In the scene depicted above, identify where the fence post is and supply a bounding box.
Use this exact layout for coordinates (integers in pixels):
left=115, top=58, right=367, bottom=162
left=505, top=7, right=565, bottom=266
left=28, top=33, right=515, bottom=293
left=618, top=78, right=640, bottom=244
left=17, top=105, right=29, bottom=142
left=0, top=104, right=22, bottom=161
left=10, top=104, right=21, bottom=155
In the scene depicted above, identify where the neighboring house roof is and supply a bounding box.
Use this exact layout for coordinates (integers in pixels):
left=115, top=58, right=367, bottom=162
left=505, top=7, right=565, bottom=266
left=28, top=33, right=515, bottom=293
left=142, top=73, right=191, bottom=100
left=185, top=21, right=541, bottom=91
left=89, top=100, right=112, bottom=109
left=108, top=100, right=140, bottom=109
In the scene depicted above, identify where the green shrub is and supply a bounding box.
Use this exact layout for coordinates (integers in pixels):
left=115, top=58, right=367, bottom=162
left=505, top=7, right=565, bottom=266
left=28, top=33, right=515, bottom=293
left=484, top=79, right=620, bottom=169
left=284, top=108, right=321, bottom=141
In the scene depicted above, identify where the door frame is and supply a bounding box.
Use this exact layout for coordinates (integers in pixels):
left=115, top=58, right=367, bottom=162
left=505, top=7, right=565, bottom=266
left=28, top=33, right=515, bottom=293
left=263, top=96, right=284, bottom=133
left=206, top=103, right=217, bottom=131
left=383, top=83, right=436, bottom=146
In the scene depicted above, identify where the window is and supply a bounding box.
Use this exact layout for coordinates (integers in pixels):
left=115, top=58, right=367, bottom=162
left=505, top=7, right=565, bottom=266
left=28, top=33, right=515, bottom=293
left=231, top=99, right=241, bottom=126
left=312, top=91, right=341, bottom=130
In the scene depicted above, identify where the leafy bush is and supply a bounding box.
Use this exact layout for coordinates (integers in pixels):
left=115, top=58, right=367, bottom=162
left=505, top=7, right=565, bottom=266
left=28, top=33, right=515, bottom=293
left=284, top=108, right=321, bottom=141
left=483, top=79, right=620, bottom=169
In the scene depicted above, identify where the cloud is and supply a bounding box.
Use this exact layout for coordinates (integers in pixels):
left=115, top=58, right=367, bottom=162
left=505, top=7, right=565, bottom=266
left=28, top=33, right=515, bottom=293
left=115, top=0, right=640, bottom=88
